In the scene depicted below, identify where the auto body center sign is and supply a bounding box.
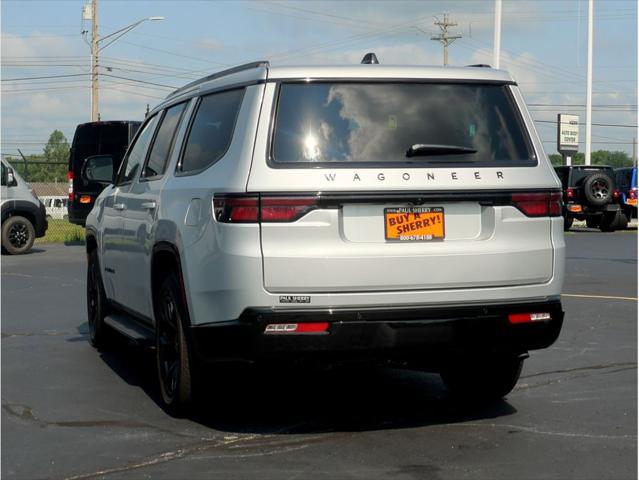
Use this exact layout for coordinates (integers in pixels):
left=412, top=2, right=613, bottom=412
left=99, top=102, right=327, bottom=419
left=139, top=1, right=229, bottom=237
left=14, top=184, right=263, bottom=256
left=557, top=114, right=579, bottom=153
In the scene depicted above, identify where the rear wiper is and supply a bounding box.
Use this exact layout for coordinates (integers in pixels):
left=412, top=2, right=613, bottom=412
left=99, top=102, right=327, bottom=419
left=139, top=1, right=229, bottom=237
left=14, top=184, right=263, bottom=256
left=406, top=143, right=477, bottom=157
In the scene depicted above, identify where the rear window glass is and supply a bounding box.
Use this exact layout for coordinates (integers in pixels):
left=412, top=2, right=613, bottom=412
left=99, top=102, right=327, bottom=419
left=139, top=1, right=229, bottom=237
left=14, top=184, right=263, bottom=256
left=272, top=82, right=536, bottom=167
left=180, top=88, right=244, bottom=173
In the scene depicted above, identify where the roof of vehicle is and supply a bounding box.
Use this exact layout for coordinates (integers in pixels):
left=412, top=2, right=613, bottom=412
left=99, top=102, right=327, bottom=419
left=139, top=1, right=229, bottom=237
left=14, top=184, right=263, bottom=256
left=162, top=61, right=516, bottom=107
left=266, top=64, right=514, bottom=83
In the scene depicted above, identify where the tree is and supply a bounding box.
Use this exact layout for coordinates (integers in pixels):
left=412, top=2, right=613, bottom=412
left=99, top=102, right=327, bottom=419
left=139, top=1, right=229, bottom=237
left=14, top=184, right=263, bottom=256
left=43, top=130, right=70, bottom=163
left=8, top=130, right=70, bottom=183
left=547, top=151, right=632, bottom=168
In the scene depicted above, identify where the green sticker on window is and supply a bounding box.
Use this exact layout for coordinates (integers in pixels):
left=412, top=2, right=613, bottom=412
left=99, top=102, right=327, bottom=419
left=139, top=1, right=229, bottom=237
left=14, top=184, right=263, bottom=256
left=388, top=115, right=397, bottom=130
left=469, top=124, right=476, bottom=137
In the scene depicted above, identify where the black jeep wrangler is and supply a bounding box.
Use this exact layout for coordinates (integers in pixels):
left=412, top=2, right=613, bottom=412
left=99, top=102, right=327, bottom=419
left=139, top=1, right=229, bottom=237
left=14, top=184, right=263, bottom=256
left=554, top=165, right=626, bottom=232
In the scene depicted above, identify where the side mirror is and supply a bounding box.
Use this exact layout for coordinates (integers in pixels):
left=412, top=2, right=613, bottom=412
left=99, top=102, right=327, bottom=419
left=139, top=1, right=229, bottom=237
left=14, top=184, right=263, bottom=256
left=6, top=168, right=17, bottom=187
left=82, top=155, right=114, bottom=185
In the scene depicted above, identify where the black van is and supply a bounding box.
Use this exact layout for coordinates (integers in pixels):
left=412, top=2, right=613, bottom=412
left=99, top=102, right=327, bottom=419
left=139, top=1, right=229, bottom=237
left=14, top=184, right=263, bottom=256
left=67, top=121, right=141, bottom=225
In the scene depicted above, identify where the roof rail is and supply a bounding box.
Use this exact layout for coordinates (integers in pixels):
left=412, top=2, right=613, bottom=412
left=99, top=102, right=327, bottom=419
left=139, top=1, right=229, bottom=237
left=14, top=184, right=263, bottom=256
left=166, top=60, right=270, bottom=99
left=466, top=63, right=492, bottom=68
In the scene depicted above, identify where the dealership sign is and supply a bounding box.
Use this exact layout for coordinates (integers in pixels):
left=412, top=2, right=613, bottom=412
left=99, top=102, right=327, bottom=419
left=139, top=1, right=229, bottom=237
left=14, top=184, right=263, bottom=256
left=557, top=114, right=579, bottom=153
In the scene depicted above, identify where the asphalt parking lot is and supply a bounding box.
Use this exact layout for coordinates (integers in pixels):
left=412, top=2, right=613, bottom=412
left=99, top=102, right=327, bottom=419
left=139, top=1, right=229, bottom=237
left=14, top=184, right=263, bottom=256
left=2, top=229, right=637, bottom=480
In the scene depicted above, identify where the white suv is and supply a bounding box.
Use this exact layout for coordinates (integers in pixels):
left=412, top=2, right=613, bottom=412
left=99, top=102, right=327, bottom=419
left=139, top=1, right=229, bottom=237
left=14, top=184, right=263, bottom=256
left=84, top=59, right=565, bottom=413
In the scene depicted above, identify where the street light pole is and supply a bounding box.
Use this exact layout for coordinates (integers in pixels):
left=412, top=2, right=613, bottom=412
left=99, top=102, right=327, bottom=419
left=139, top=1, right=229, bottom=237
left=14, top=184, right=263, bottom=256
left=585, top=0, right=594, bottom=165
left=91, top=0, right=99, bottom=122
left=88, top=0, right=164, bottom=121
left=493, top=0, right=502, bottom=69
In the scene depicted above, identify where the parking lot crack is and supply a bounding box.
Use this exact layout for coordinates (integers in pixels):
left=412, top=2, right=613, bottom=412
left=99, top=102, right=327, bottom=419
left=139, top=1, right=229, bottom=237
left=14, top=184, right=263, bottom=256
left=521, top=361, right=636, bottom=379
left=439, top=422, right=637, bottom=441
left=60, top=433, right=318, bottom=480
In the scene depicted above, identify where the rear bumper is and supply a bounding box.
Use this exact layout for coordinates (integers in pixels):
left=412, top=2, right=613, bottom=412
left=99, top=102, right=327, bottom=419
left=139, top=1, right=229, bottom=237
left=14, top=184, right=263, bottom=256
left=564, top=203, right=619, bottom=217
left=68, top=204, right=92, bottom=226
left=189, top=299, right=564, bottom=364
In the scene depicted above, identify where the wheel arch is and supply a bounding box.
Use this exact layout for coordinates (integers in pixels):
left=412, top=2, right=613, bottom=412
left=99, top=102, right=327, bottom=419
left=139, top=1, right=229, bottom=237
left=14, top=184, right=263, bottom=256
left=85, top=228, right=98, bottom=255
left=151, top=242, right=190, bottom=324
left=1, top=201, right=38, bottom=227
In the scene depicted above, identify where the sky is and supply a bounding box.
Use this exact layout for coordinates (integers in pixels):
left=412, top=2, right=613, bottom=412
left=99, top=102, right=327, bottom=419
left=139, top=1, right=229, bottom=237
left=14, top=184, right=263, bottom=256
left=1, top=0, right=637, bottom=159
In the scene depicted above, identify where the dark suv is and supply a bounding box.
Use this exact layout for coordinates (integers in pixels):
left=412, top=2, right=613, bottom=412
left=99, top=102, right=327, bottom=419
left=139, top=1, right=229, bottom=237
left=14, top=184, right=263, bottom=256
left=554, top=165, right=624, bottom=231
left=67, top=121, right=140, bottom=226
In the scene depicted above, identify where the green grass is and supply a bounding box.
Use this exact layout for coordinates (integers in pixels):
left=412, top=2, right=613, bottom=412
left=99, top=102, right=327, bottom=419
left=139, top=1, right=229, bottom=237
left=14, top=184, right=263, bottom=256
left=36, top=219, right=85, bottom=244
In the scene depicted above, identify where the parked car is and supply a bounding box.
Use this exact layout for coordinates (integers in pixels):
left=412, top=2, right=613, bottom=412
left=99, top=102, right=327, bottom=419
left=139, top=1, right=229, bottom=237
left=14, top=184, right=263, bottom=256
left=554, top=165, right=625, bottom=231
left=67, top=120, right=141, bottom=226
left=84, top=59, right=565, bottom=414
left=614, top=167, right=637, bottom=223
left=1, top=159, right=48, bottom=254
left=40, top=195, right=68, bottom=220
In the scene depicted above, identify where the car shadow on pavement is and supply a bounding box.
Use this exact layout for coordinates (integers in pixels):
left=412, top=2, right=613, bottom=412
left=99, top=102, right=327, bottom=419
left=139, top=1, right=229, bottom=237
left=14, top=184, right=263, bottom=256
left=94, top=337, right=518, bottom=435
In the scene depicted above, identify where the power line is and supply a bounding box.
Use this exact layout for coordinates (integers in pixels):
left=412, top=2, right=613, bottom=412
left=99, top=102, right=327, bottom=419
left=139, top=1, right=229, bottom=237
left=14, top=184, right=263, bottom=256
left=100, top=73, right=176, bottom=89
left=1, top=73, right=88, bottom=82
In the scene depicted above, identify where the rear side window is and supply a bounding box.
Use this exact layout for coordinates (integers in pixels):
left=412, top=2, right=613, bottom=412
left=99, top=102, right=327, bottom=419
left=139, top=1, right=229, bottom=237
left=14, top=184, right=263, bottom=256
left=117, top=115, right=158, bottom=185
left=142, top=102, right=187, bottom=179
left=180, top=88, right=244, bottom=173
left=272, top=82, right=536, bottom=168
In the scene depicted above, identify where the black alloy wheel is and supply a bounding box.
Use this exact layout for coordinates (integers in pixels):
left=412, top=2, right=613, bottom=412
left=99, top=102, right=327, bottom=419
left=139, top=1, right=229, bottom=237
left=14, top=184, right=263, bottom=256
left=156, top=274, right=194, bottom=415
left=86, top=250, right=113, bottom=348
left=2, top=216, right=35, bottom=255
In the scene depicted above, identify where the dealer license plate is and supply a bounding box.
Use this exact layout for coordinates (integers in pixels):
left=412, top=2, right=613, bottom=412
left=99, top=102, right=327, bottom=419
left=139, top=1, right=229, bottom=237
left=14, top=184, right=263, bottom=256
left=627, top=199, right=637, bottom=206
left=384, top=207, right=445, bottom=241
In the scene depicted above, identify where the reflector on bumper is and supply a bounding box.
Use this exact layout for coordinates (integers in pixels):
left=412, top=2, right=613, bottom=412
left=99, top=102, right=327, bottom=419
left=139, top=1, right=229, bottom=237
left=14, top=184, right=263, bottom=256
left=508, top=312, right=552, bottom=324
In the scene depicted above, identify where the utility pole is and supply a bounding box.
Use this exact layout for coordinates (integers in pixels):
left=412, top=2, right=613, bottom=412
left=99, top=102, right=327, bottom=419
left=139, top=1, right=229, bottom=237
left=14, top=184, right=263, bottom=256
left=431, top=14, right=462, bottom=66
left=585, top=0, right=593, bottom=165
left=91, top=0, right=99, bottom=122
left=493, top=0, right=502, bottom=69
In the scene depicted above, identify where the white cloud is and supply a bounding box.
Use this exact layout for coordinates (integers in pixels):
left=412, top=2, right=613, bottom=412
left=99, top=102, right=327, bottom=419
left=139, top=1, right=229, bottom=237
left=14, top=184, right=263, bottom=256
left=1, top=32, right=80, bottom=58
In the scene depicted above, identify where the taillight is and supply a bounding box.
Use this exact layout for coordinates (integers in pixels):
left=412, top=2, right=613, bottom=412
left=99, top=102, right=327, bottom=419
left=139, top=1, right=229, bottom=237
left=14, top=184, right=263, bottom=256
left=213, top=195, right=319, bottom=223
left=213, top=196, right=259, bottom=223
left=67, top=170, right=74, bottom=202
left=566, top=187, right=576, bottom=199
left=261, top=196, right=318, bottom=222
left=613, top=189, right=621, bottom=199
left=511, top=192, right=562, bottom=217
left=629, top=189, right=637, bottom=200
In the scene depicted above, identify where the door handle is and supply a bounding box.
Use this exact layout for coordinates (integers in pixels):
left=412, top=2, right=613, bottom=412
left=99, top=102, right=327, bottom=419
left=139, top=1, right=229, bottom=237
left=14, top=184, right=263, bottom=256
left=141, top=201, right=157, bottom=210
left=113, top=203, right=127, bottom=211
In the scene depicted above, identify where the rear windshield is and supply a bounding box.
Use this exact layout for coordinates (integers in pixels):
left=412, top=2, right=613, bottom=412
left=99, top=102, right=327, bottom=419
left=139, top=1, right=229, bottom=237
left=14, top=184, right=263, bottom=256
left=271, top=82, right=536, bottom=168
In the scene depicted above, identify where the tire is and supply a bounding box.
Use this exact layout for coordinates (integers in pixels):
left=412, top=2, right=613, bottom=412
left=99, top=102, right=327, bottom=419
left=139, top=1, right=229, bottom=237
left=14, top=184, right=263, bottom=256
left=600, top=210, right=627, bottom=232
left=2, top=216, right=35, bottom=255
left=586, top=217, right=600, bottom=229
left=440, top=353, right=524, bottom=402
left=87, top=250, right=114, bottom=349
left=563, top=216, right=573, bottom=231
left=155, top=273, right=197, bottom=416
left=583, top=173, right=613, bottom=206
